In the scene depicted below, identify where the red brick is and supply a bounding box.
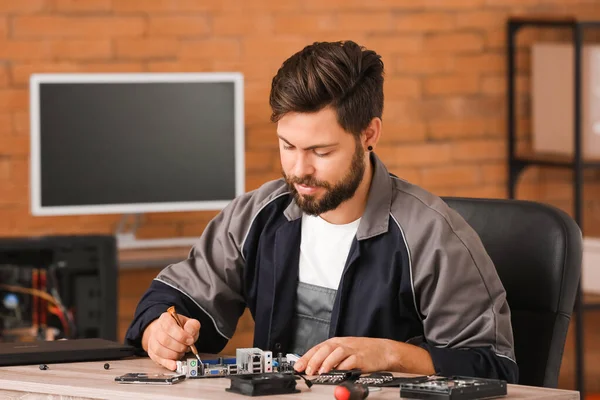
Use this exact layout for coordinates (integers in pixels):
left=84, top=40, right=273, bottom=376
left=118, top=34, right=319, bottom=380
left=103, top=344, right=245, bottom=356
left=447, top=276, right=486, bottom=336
left=394, top=12, right=455, bottom=32
left=112, top=0, right=231, bottom=13
left=424, top=75, right=480, bottom=96
left=147, top=60, right=211, bottom=73
left=454, top=53, right=505, bottom=74
left=242, top=38, right=307, bottom=61
left=0, top=41, right=52, bottom=61
left=0, top=90, right=28, bottom=112
left=0, top=135, right=28, bottom=156
left=0, top=0, right=46, bottom=12
left=10, top=62, right=80, bottom=85
left=481, top=163, right=506, bottom=184
left=455, top=10, right=505, bottom=29
left=245, top=102, right=271, bottom=126
left=337, top=12, right=393, bottom=32
left=423, top=0, right=485, bottom=8
left=451, top=139, right=505, bottom=162
left=213, top=60, right=280, bottom=82
left=212, top=13, right=273, bottom=36
left=379, top=121, right=427, bottom=143
left=245, top=82, right=271, bottom=103
left=180, top=221, right=209, bottom=238
left=116, top=38, right=179, bottom=59
left=427, top=119, right=493, bottom=140
left=246, top=125, right=278, bottom=150
left=0, top=113, right=10, bottom=134
left=384, top=77, right=421, bottom=99
left=181, top=39, right=241, bottom=61
left=13, top=16, right=146, bottom=38
left=53, top=0, right=111, bottom=12
left=274, top=14, right=336, bottom=35
left=0, top=17, right=7, bottom=39
left=393, top=55, right=455, bottom=75
left=12, top=112, right=28, bottom=134
left=384, top=101, right=422, bottom=121
left=0, top=183, right=26, bottom=206
left=51, top=40, right=113, bottom=60
left=422, top=165, right=481, bottom=188
left=484, top=29, right=504, bottom=50
left=240, top=0, right=302, bottom=11
left=376, top=143, right=452, bottom=167
left=0, top=65, right=8, bottom=88
left=387, top=166, right=422, bottom=185
left=145, top=210, right=219, bottom=223
left=360, top=36, right=423, bottom=57
left=246, top=150, right=275, bottom=172
left=8, top=157, right=28, bottom=183
left=424, top=33, right=484, bottom=53
left=245, top=170, right=283, bottom=191
left=136, top=223, right=180, bottom=239
left=420, top=96, right=504, bottom=120
left=79, top=62, right=144, bottom=73
left=481, top=76, right=504, bottom=95
left=148, top=16, right=210, bottom=37
left=0, top=157, right=8, bottom=180
left=302, top=0, right=420, bottom=10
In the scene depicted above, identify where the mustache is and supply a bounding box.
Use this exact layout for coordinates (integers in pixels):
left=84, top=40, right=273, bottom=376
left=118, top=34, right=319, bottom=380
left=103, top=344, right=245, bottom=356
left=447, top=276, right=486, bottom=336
left=285, top=174, right=331, bottom=189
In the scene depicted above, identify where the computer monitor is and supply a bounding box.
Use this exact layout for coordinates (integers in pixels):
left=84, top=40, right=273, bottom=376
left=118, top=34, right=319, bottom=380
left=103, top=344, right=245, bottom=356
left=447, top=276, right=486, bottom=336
left=29, top=72, right=245, bottom=248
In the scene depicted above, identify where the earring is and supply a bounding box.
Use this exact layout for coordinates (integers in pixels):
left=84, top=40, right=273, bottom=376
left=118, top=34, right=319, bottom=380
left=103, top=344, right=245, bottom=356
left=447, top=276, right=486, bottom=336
left=367, top=145, right=373, bottom=151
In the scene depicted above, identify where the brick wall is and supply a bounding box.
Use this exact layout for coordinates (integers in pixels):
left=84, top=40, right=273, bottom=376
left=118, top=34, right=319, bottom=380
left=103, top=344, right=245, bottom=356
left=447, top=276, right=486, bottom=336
left=1, top=0, right=600, bottom=237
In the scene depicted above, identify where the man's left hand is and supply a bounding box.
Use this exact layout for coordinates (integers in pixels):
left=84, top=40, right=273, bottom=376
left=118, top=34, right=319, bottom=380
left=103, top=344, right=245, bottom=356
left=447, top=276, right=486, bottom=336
left=292, top=337, right=395, bottom=376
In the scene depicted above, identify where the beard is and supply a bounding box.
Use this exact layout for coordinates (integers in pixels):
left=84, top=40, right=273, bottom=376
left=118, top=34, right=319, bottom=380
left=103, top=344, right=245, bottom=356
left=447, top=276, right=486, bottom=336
left=284, top=143, right=366, bottom=216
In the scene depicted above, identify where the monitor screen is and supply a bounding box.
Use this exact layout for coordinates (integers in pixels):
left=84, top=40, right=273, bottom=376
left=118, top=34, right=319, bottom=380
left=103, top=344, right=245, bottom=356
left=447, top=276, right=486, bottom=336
left=30, top=73, right=244, bottom=216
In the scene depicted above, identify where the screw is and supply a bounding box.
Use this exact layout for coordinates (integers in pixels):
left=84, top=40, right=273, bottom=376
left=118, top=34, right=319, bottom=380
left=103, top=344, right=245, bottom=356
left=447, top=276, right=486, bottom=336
left=39, top=364, right=48, bottom=370
left=104, top=363, right=110, bottom=370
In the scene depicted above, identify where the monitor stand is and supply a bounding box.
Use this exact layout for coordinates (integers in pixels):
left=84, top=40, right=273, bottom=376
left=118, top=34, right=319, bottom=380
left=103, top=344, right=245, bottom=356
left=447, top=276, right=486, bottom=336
left=115, top=214, right=199, bottom=250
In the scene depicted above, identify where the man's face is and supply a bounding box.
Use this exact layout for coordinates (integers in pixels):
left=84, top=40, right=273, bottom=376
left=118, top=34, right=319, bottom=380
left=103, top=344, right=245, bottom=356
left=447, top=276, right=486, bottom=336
left=278, top=108, right=366, bottom=216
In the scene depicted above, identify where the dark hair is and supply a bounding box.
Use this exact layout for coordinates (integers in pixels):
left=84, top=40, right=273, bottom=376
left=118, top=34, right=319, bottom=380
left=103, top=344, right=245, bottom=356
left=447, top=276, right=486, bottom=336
left=269, top=40, right=384, bottom=138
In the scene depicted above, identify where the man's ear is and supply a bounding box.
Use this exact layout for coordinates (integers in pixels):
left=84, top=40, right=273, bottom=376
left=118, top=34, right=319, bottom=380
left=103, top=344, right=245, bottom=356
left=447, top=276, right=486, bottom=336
left=362, top=117, right=382, bottom=151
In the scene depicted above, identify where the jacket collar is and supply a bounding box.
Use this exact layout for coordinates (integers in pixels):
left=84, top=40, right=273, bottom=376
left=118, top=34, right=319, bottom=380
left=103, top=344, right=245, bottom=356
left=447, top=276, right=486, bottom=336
left=283, top=152, right=393, bottom=240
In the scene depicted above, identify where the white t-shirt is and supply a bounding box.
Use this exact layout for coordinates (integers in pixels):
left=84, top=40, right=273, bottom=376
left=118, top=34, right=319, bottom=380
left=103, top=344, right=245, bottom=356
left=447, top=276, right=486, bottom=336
left=298, top=213, right=361, bottom=290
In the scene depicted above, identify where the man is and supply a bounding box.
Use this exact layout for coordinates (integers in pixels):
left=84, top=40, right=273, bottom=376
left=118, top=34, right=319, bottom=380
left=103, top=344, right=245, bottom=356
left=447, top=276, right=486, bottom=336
left=125, top=40, right=518, bottom=383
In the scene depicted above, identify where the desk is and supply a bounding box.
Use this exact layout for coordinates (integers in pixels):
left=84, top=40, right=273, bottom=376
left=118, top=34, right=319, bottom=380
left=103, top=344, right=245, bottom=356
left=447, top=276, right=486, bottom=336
left=0, top=358, right=580, bottom=400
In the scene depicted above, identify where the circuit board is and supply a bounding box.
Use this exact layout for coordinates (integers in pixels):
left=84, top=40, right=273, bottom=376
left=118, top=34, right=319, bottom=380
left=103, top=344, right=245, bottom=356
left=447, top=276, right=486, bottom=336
left=176, top=349, right=298, bottom=379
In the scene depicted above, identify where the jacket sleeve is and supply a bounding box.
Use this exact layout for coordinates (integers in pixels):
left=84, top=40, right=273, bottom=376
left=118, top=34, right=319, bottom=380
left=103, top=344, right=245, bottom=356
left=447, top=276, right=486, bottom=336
left=124, top=180, right=289, bottom=354
left=394, top=194, right=519, bottom=383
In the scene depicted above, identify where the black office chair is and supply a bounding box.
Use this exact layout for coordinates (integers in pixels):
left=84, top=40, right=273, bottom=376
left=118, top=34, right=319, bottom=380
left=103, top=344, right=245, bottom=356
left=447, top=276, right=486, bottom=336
left=442, top=197, right=582, bottom=388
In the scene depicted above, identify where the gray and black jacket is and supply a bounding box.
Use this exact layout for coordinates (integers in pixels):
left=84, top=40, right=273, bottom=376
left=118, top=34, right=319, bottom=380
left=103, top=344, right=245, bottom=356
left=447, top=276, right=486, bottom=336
left=125, top=153, right=518, bottom=383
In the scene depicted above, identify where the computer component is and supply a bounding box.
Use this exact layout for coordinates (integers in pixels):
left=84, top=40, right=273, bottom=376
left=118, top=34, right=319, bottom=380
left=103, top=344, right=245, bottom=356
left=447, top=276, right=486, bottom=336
left=115, top=372, right=185, bottom=385
left=354, top=372, right=431, bottom=387
left=310, top=369, right=362, bottom=385
left=0, top=235, right=117, bottom=342
left=175, top=350, right=294, bottom=379
left=0, top=338, right=134, bottom=366
left=226, top=373, right=300, bottom=396
left=399, top=376, right=507, bottom=400
left=29, top=72, right=245, bottom=249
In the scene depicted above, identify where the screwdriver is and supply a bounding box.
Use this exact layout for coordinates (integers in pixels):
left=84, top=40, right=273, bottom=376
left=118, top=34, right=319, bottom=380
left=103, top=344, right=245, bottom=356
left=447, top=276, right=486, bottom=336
left=167, top=306, right=203, bottom=371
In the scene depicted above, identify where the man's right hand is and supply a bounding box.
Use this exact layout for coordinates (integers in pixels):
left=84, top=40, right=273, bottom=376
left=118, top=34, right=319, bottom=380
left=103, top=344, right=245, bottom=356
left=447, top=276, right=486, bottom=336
left=141, top=311, right=201, bottom=371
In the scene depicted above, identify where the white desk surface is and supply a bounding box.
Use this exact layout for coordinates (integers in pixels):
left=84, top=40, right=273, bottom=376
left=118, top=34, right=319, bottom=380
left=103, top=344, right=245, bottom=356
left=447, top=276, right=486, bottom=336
left=0, top=357, right=580, bottom=400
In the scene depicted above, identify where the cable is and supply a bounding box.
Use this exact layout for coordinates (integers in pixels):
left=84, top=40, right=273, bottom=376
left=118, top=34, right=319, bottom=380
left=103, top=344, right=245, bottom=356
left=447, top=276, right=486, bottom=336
left=294, top=370, right=313, bottom=388
left=47, top=264, right=76, bottom=338
left=0, top=284, right=60, bottom=308
left=47, top=304, right=69, bottom=335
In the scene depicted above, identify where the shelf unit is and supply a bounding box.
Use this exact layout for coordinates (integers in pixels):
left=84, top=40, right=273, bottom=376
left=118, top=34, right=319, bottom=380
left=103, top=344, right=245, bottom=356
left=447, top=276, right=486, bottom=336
left=507, top=16, right=600, bottom=397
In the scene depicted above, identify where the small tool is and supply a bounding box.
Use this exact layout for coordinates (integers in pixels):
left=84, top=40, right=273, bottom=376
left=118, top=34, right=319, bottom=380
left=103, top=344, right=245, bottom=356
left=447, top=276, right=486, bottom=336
left=167, top=306, right=203, bottom=371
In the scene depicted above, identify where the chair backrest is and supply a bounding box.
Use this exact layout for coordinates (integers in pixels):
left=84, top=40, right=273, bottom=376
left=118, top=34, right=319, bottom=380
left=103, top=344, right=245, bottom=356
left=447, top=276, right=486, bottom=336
left=442, top=197, right=582, bottom=388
